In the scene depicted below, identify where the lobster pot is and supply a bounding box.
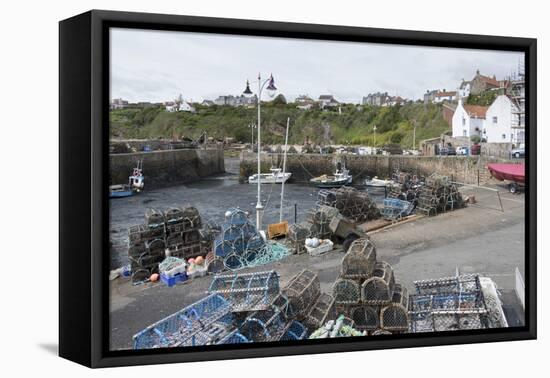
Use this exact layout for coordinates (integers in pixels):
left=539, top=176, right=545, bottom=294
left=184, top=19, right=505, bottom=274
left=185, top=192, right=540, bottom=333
left=333, top=278, right=361, bottom=305
left=340, top=238, right=376, bottom=280
left=205, top=251, right=225, bottom=274
left=166, top=233, right=184, bottom=251
left=208, top=271, right=280, bottom=312
left=164, top=207, right=184, bottom=225
left=304, top=293, right=336, bottom=331
left=409, top=291, right=489, bottom=333
left=288, top=222, right=311, bottom=254
left=380, top=284, right=409, bottom=332
left=145, top=209, right=165, bottom=229
left=414, top=274, right=482, bottom=295
left=129, top=223, right=165, bottom=243
left=146, top=238, right=166, bottom=256
left=317, top=187, right=381, bottom=223
left=279, top=320, right=308, bottom=341
left=239, top=307, right=287, bottom=342
left=128, top=240, right=146, bottom=258
left=283, top=270, right=321, bottom=319
left=361, top=261, right=395, bottom=305
left=182, top=206, right=202, bottom=229
left=133, top=294, right=232, bottom=349
left=217, top=329, right=250, bottom=345
left=307, top=205, right=339, bottom=239
left=349, top=305, right=380, bottom=331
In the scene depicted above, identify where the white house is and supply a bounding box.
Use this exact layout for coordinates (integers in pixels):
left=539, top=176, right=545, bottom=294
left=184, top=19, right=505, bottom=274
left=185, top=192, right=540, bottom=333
left=452, top=95, right=522, bottom=144
left=459, top=80, right=471, bottom=98
left=451, top=99, right=487, bottom=138
left=433, top=91, right=457, bottom=103
left=483, top=95, right=520, bottom=143
left=165, top=101, right=195, bottom=112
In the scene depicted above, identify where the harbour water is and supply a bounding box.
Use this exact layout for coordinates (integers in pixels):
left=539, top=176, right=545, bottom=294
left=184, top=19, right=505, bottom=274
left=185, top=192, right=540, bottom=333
left=109, top=158, right=386, bottom=268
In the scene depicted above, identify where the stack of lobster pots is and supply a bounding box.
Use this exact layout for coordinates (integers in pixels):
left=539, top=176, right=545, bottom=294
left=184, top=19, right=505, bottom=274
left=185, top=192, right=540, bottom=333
left=164, top=207, right=203, bottom=261
left=127, top=207, right=203, bottom=284
left=128, top=209, right=168, bottom=284
left=331, top=238, right=409, bottom=334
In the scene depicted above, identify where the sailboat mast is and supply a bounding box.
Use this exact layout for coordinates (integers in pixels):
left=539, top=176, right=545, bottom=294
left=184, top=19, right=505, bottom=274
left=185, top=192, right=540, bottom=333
left=279, top=117, right=290, bottom=222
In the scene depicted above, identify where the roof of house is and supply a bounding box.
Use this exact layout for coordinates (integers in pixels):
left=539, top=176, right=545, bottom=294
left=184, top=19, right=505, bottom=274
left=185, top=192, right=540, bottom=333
left=476, top=73, right=500, bottom=87
left=436, top=91, right=457, bottom=97
left=319, top=95, right=336, bottom=100
left=463, top=104, right=488, bottom=118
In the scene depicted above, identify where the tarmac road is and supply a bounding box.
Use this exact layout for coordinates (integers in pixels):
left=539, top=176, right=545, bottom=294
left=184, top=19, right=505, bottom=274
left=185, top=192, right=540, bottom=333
left=109, top=182, right=525, bottom=350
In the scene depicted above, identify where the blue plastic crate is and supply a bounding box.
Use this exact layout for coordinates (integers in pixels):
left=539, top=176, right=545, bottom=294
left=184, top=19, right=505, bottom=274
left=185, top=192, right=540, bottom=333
left=160, top=272, right=187, bottom=287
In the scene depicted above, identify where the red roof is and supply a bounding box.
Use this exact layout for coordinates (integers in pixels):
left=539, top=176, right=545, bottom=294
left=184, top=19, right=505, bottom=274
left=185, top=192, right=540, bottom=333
left=436, top=91, right=457, bottom=97
left=477, top=74, right=500, bottom=87
left=463, top=104, right=488, bottom=118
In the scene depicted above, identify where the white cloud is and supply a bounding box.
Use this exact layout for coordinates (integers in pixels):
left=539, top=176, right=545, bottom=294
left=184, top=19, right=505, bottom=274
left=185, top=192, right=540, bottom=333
left=110, top=28, right=524, bottom=104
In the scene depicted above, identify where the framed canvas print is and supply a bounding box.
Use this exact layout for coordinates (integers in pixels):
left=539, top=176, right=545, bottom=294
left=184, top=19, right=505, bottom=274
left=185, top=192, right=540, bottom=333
left=59, top=10, right=536, bottom=368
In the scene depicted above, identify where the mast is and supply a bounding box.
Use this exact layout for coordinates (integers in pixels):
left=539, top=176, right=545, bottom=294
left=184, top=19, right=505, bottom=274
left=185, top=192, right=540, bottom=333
left=279, top=117, right=290, bottom=222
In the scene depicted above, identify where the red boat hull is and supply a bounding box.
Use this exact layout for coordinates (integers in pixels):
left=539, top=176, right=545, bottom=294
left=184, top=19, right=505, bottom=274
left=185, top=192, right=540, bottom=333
left=487, top=163, right=525, bottom=184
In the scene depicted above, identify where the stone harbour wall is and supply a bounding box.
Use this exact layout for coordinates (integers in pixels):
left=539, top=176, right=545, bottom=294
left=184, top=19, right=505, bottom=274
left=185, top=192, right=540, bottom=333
left=110, top=148, right=225, bottom=188
left=240, top=152, right=513, bottom=185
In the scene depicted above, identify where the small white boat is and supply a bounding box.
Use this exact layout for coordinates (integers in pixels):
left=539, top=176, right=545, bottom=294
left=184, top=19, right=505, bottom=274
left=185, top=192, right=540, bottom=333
left=364, top=176, right=393, bottom=187
left=310, top=167, right=352, bottom=188
left=248, top=168, right=291, bottom=184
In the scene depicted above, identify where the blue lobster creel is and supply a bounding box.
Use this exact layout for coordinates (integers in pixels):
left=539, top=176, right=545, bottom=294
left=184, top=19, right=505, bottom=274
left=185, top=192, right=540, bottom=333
left=280, top=320, right=308, bottom=341
left=133, top=294, right=232, bottom=349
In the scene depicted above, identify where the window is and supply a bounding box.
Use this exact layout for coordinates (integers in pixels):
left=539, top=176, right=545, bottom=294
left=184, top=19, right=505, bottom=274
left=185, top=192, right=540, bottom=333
left=462, top=117, right=466, bottom=126
left=463, top=130, right=467, bottom=137
left=502, top=134, right=506, bottom=140
left=493, top=116, right=498, bottom=124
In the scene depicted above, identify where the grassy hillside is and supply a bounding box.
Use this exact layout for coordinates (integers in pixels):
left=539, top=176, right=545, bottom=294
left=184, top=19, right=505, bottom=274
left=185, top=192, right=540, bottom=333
left=110, top=102, right=450, bottom=148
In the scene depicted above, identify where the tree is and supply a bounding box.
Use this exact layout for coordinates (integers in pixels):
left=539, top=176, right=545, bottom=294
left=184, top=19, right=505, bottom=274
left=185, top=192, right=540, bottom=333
left=271, top=94, right=287, bottom=106
left=470, top=135, right=481, bottom=144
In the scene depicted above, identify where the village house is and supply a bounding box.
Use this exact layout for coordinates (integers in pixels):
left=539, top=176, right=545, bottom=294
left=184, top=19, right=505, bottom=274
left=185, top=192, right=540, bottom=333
left=165, top=101, right=195, bottom=113
left=382, top=95, right=406, bottom=107
left=433, top=90, right=457, bottom=103
left=318, top=94, right=340, bottom=109
left=213, top=94, right=257, bottom=107
left=424, top=89, right=457, bottom=104
left=452, top=94, right=522, bottom=144
left=295, top=95, right=316, bottom=110
left=451, top=99, right=487, bottom=139
left=483, top=95, right=522, bottom=144
left=459, top=80, right=471, bottom=98
left=200, top=100, right=215, bottom=107
left=469, top=70, right=510, bottom=95
left=362, top=92, right=389, bottom=106
left=110, top=98, right=129, bottom=110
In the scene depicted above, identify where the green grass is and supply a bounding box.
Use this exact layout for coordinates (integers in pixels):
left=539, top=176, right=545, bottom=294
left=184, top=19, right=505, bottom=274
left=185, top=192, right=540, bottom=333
left=110, top=102, right=450, bottom=148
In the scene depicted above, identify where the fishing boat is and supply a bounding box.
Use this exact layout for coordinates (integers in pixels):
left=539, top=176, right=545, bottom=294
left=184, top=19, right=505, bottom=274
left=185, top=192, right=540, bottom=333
left=109, top=161, right=145, bottom=198
left=310, top=166, right=352, bottom=188
left=487, top=163, right=525, bottom=193
left=248, top=167, right=291, bottom=184
left=364, top=176, right=393, bottom=187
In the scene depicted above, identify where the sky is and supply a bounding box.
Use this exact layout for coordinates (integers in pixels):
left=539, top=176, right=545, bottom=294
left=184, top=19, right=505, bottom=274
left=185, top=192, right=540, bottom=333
left=110, top=28, right=524, bottom=104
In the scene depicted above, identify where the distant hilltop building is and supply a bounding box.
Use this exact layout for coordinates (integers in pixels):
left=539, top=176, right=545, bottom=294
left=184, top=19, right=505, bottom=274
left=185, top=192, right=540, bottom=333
left=318, top=94, right=340, bottom=109
left=295, top=94, right=316, bottom=110
left=362, top=92, right=407, bottom=107
left=424, top=89, right=457, bottom=104
left=110, top=98, right=129, bottom=110
left=213, top=94, right=257, bottom=107
left=164, top=100, right=195, bottom=113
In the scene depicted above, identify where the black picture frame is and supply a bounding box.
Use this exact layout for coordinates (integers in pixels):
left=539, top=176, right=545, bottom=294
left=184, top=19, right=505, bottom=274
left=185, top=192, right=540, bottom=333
left=59, top=9, right=537, bottom=368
